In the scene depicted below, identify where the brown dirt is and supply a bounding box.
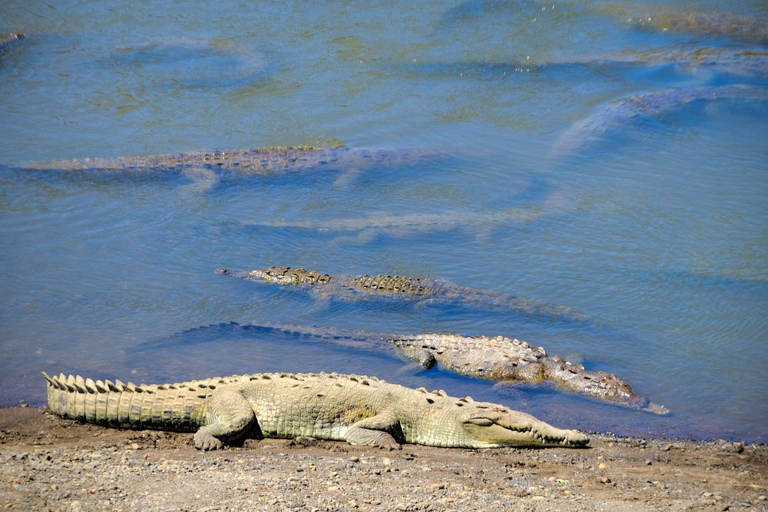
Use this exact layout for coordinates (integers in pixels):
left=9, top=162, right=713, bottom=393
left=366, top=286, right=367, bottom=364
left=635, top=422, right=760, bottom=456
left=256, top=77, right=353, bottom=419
left=0, top=407, right=766, bottom=511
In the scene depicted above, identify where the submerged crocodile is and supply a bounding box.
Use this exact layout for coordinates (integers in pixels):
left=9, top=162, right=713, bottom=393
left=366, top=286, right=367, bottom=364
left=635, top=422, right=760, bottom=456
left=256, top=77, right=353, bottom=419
left=16, top=146, right=437, bottom=181
left=153, top=322, right=666, bottom=413
left=216, top=266, right=586, bottom=322
left=629, top=11, right=768, bottom=44
left=554, top=85, right=768, bottom=154
left=44, top=371, right=589, bottom=450
left=241, top=193, right=570, bottom=241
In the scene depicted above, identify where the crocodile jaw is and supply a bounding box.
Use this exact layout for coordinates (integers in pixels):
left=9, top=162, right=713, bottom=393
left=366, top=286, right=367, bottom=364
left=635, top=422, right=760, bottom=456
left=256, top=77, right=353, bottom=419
left=460, top=405, right=589, bottom=448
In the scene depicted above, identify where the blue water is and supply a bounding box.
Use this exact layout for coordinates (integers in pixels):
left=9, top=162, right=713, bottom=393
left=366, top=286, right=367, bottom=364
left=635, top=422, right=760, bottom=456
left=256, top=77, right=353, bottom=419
left=1, top=0, right=766, bottom=442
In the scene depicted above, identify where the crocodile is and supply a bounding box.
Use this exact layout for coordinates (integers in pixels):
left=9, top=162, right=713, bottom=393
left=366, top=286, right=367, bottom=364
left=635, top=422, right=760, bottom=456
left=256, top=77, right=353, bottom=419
left=399, top=47, right=768, bottom=81
left=0, top=33, right=25, bottom=50
left=554, top=85, right=768, bottom=155
left=215, top=266, right=586, bottom=322
left=151, top=322, right=665, bottom=413
left=15, top=146, right=437, bottom=181
left=628, top=11, right=768, bottom=44
left=43, top=371, right=589, bottom=450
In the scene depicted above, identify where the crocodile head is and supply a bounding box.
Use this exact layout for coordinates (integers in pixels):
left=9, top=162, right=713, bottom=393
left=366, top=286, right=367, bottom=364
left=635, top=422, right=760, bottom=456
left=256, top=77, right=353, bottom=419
left=446, top=400, right=589, bottom=448
left=215, top=266, right=332, bottom=286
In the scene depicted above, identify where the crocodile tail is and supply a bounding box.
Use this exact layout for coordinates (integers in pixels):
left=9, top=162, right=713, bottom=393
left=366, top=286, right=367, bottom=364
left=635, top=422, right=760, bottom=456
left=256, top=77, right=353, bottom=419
left=42, top=372, right=208, bottom=432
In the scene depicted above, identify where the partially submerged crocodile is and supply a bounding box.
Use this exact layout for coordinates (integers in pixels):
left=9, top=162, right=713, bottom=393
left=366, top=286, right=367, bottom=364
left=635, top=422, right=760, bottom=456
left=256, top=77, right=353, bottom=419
left=0, top=33, right=25, bottom=50
left=16, top=146, right=437, bottom=180
left=216, top=266, right=585, bottom=322
left=151, top=322, right=665, bottom=413
left=400, top=47, right=768, bottom=81
left=628, top=11, right=768, bottom=44
left=555, top=85, right=768, bottom=155
left=44, top=371, right=589, bottom=450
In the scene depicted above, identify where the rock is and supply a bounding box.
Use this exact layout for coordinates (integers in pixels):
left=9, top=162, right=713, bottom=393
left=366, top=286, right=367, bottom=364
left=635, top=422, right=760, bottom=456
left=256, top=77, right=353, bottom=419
left=600, top=477, right=612, bottom=484
left=662, top=444, right=673, bottom=451
left=430, top=482, right=447, bottom=490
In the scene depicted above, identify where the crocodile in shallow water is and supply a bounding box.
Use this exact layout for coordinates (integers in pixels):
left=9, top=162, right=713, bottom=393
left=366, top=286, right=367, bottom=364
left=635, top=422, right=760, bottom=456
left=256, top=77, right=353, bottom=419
left=0, top=33, right=25, bottom=50
left=44, top=371, right=589, bottom=450
left=554, top=85, right=768, bottom=155
left=216, top=266, right=586, bottom=322
left=628, top=11, right=768, bottom=44
left=153, top=322, right=666, bottom=413
left=399, top=46, right=768, bottom=81
left=240, top=191, right=570, bottom=241
left=15, top=146, right=437, bottom=183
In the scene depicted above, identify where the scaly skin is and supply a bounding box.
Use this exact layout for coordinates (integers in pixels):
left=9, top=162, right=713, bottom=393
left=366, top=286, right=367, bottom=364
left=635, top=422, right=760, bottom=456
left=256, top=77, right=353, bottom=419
left=630, top=11, right=768, bottom=44
left=43, top=371, right=589, bottom=450
left=147, top=323, right=666, bottom=413
left=17, top=146, right=436, bottom=176
left=400, top=47, right=768, bottom=80
left=0, top=33, right=24, bottom=49
left=388, top=333, right=667, bottom=414
left=215, top=266, right=585, bottom=321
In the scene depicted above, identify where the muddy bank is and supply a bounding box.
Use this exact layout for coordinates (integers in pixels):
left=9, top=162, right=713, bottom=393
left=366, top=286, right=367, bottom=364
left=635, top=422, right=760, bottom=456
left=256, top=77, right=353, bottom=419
left=0, top=407, right=766, bottom=511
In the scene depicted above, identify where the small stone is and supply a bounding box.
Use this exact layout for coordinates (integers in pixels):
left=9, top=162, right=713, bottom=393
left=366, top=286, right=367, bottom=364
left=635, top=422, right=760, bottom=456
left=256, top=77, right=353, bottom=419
left=430, top=482, right=447, bottom=491
left=645, top=460, right=653, bottom=465
left=703, top=492, right=714, bottom=498
left=598, top=463, right=607, bottom=470
left=734, top=442, right=744, bottom=454
left=394, top=504, right=407, bottom=511
left=371, top=468, right=381, bottom=475
left=600, top=477, right=611, bottom=484
left=382, top=457, right=392, bottom=467
left=129, top=444, right=139, bottom=450
left=662, top=444, right=673, bottom=451
left=758, top=495, right=766, bottom=501
left=350, top=456, right=360, bottom=463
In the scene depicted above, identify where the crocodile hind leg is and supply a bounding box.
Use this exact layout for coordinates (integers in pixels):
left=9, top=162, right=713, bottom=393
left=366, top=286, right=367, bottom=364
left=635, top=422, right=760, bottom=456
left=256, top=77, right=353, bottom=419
left=194, top=387, right=256, bottom=450
left=344, top=412, right=402, bottom=450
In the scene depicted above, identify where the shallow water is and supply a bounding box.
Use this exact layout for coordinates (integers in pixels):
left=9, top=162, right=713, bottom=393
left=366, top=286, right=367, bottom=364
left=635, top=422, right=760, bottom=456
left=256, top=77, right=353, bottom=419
left=1, top=0, right=766, bottom=442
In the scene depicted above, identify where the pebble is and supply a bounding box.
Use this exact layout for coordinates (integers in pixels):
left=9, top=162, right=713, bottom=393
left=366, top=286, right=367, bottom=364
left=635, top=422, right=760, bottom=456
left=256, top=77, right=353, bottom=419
left=600, top=477, right=612, bottom=484
left=430, top=482, right=447, bottom=490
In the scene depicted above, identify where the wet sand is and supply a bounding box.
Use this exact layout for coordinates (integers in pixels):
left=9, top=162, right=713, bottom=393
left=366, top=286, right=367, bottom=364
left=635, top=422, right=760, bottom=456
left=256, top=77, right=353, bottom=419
left=0, top=407, right=766, bottom=511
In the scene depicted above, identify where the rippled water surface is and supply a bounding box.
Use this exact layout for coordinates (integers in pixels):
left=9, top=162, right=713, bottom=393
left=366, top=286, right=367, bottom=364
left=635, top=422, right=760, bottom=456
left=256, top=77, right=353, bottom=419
left=1, top=0, right=766, bottom=442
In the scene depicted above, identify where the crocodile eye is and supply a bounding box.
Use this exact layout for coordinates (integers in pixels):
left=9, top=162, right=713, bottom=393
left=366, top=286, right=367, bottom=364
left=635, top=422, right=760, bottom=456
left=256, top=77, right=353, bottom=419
left=466, top=418, right=494, bottom=427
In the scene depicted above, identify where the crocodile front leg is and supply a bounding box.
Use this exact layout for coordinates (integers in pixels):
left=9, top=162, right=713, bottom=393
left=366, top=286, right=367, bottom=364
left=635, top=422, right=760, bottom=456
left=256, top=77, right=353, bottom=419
left=194, top=387, right=256, bottom=450
left=344, top=412, right=402, bottom=450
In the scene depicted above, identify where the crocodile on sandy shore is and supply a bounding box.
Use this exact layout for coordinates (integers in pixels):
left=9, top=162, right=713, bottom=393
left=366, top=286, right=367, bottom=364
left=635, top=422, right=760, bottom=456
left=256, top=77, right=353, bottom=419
left=554, top=85, right=768, bottom=155
left=215, top=266, right=586, bottom=322
left=43, top=371, right=589, bottom=450
left=151, top=322, right=665, bottom=414
left=14, top=146, right=438, bottom=182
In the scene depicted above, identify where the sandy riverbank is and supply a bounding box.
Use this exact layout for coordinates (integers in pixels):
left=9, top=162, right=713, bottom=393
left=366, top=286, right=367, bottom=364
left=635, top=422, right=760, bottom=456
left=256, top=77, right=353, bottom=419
left=0, top=407, right=766, bottom=511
